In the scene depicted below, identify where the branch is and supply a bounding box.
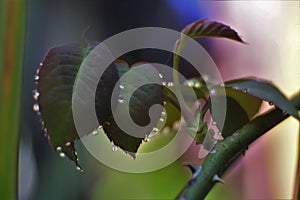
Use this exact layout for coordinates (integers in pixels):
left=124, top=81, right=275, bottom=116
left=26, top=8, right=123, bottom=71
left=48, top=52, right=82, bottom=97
left=0, top=1, right=26, bottom=199
left=177, top=92, right=300, bottom=200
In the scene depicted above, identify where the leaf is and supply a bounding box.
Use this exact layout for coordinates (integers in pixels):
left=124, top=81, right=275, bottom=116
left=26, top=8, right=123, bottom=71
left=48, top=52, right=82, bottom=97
left=36, top=42, right=121, bottom=169
left=181, top=19, right=245, bottom=43
left=37, top=43, right=98, bottom=170
left=37, top=43, right=165, bottom=166
left=225, top=78, right=299, bottom=119
left=101, top=62, right=164, bottom=154
left=211, top=87, right=262, bottom=138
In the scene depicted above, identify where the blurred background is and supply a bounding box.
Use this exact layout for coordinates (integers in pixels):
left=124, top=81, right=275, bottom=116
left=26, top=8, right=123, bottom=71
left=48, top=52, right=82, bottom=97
left=1, top=0, right=299, bottom=199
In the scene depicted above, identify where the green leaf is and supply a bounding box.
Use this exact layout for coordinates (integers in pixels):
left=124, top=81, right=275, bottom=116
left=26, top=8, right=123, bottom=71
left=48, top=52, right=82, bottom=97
left=212, top=87, right=262, bottom=137
left=37, top=44, right=165, bottom=165
left=181, top=19, right=245, bottom=43
left=37, top=42, right=125, bottom=168
left=225, top=78, right=299, bottom=119
left=37, top=43, right=97, bottom=170
left=96, top=60, right=163, bottom=157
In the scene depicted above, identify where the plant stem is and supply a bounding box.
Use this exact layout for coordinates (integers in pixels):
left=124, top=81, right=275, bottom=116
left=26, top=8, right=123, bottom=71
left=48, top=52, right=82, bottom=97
left=0, top=0, right=26, bottom=199
left=177, top=93, right=300, bottom=200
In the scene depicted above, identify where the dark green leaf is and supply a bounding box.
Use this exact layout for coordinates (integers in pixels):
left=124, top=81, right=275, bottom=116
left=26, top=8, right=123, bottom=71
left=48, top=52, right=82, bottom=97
left=37, top=43, right=98, bottom=170
left=37, top=43, right=164, bottom=165
left=37, top=43, right=123, bottom=169
left=181, top=19, right=245, bottom=43
left=212, top=87, right=262, bottom=137
left=100, top=63, right=164, bottom=154
left=225, top=78, right=299, bottom=119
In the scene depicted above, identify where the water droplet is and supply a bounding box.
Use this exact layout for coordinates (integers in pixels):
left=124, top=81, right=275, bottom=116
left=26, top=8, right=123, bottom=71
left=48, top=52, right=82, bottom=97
left=210, top=148, right=217, bottom=154
left=119, top=84, right=125, bottom=89
left=158, top=73, right=163, bottom=79
left=117, top=95, right=125, bottom=103
left=167, top=82, right=174, bottom=87
left=74, top=151, right=78, bottom=156
left=56, top=146, right=62, bottom=151
left=162, top=81, right=167, bottom=86
left=212, top=121, right=217, bottom=125
left=269, top=101, right=274, bottom=106
left=131, top=156, right=135, bottom=160
left=92, top=129, right=98, bottom=136
left=161, top=111, right=166, bottom=116
left=282, top=110, right=288, bottom=115
left=32, top=90, right=40, bottom=100
left=34, top=75, right=39, bottom=81
left=33, top=104, right=40, bottom=112
left=143, top=134, right=150, bottom=142
left=194, top=82, right=201, bottom=88
left=210, top=89, right=216, bottom=96
left=242, top=88, right=248, bottom=93
left=76, top=166, right=84, bottom=172
left=65, top=142, right=71, bottom=146
left=112, top=145, right=118, bottom=152
left=128, top=152, right=136, bottom=160
left=59, top=152, right=65, bottom=158
left=184, top=80, right=194, bottom=87
left=159, top=117, right=164, bottom=122
left=39, top=62, right=43, bottom=66
left=152, top=127, right=159, bottom=133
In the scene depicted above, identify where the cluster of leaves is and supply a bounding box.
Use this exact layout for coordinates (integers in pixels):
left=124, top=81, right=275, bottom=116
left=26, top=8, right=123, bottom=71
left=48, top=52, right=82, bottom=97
left=34, top=19, right=299, bottom=171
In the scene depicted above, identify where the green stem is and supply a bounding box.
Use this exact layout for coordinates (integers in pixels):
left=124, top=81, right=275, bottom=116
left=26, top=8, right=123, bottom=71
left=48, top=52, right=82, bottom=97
left=177, top=93, right=300, bottom=200
left=172, top=39, right=195, bottom=125
left=0, top=0, right=26, bottom=199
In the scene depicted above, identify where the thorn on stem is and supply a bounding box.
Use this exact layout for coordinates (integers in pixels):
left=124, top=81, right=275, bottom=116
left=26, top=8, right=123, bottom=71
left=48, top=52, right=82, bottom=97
left=183, top=163, right=198, bottom=174
left=212, top=174, right=224, bottom=184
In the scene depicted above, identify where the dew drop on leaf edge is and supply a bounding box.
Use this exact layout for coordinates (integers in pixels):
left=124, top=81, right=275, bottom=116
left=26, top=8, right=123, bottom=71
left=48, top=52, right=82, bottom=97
left=59, top=152, right=65, bottom=158
left=119, top=83, right=125, bottom=89
left=117, top=95, right=125, bottom=103
left=158, top=73, right=163, bottom=79
left=34, top=75, right=39, bottom=81
left=92, top=129, right=98, bottom=136
left=112, top=145, right=118, bottom=152
left=33, top=104, right=40, bottom=112
left=32, top=89, right=40, bottom=100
